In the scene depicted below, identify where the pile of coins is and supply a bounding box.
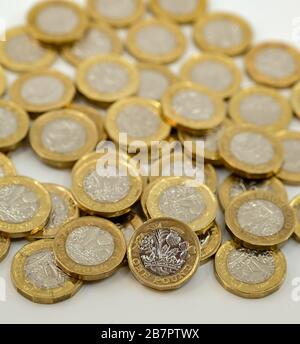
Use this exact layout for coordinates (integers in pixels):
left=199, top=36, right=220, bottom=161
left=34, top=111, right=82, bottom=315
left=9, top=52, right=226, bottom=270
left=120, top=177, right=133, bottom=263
left=0, top=0, right=300, bottom=303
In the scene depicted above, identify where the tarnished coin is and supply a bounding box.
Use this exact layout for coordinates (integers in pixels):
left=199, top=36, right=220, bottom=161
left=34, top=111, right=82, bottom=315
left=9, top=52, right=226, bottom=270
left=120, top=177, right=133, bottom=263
left=198, top=221, right=221, bottom=264
left=219, top=125, right=283, bottom=179
left=289, top=195, right=300, bottom=242
left=76, top=55, right=139, bottom=103
left=87, top=0, right=145, bottom=28
left=11, top=239, right=82, bottom=304
left=0, top=176, right=51, bottom=238
left=62, top=22, right=122, bottom=66
left=0, top=26, right=56, bottom=72
left=218, top=174, right=288, bottom=210
left=30, top=109, right=98, bottom=168
left=0, top=66, right=6, bottom=97
left=194, top=12, right=252, bottom=56
left=27, top=0, right=87, bottom=44
left=54, top=217, right=126, bottom=281
left=150, top=0, right=207, bottom=24
left=225, top=190, right=296, bottom=249
left=137, top=63, right=177, bottom=101
left=0, top=100, right=30, bottom=152
left=128, top=217, right=201, bottom=290
left=180, top=54, right=241, bottom=99
left=229, top=86, right=292, bottom=132
left=292, top=81, right=300, bottom=119
left=126, top=18, right=186, bottom=64
left=0, top=233, right=10, bottom=262
left=162, top=82, right=226, bottom=133
left=146, top=177, right=217, bottom=233
left=215, top=241, right=286, bottom=298
left=0, top=153, right=16, bottom=177
left=10, top=70, right=75, bottom=114
left=245, top=42, right=300, bottom=88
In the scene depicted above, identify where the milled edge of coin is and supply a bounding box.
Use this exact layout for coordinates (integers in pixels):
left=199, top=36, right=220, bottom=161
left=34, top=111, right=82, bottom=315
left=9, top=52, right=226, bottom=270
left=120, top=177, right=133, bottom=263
left=0, top=232, right=10, bottom=262
left=11, top=239, right=82, bottom=304
left=0, top=65, right=6, bottom=97
left=291, top=81, right=300, bottom=119
left=0, top=26, right=56, bottom=72
left=126, top=18, right=186, bottom=64
left=27, top=0, right=88, bottom=44
left=127, top=217, right=201, bottom=290
left=0, top=153, right=16, bottom=177
left=180, top=53, right=242, bottom=99
left=54, top=217, right=127, bottom=281
left=193, top=12, right=252, bottom=56
left=198, top=221, right=222, bottom=264
left=225, top=190, right=296, bottom=249
left=289, top=195, right=300, bottom=242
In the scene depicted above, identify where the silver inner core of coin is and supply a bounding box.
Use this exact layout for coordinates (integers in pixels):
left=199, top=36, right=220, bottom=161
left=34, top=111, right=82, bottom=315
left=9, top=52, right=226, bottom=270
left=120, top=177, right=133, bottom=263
left=116, top=222, right=135, bottom=246
left=36, top=4, right=79, bottom=36
left=83, top=169, right=131, bottom=203
left=282, top=139, right=300, bottom=173
left=230, top=179, right=273, bottom=199
left=159, top=185, right=206, bottom=223
left=0, top=167, right=4, bottom=178
left=45, top=192, right=69, bottom=230
left=239, top=94, right=281, bottom=126
left=21, top=75, right=65, bottom=105
left=237, top=199, right=284, bottom=236
left=0, top=184, right=39, bottom=224
left=172, top=90, right=215, bottom=120
left=203, top=19, right=244, bottom=49
left=66, top=226, right=115, bottom=266
left=140, top=228, right=189, bottom=276
left=254, top=47, right=297, bottom=79
left=0, top=108, right=18, bottom=139
left=117, top=104, right=160, bottom=138
left=138, top=69, right=169, bottom=100
left=230, top=132, right=274, bottom=165
left=42, top=119, right=86, bottom=154
left=227, top=248, right=275, bottom=284
left=191, top=61, right=233, bottom=92
left=159, top=0, right=198, bottom=14
left=95, top=0, right=136, bottom=19
left=25, top=249, right=69, bottom=289
left=136, top=25, right=177, bottom=55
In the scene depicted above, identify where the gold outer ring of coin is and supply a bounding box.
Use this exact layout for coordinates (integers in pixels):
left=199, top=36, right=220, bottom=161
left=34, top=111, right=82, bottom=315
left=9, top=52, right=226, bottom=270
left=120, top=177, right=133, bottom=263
left=229, top=86, right=292, bottom=132
left=0, top=153, right=16, bottom=177
left=27, top=183, right=80, bottom=240
left=218, top=174, right=288, bottom=210
left=289, top=195, right=300, bottom=242
left=180, top=53, right=242, bottom=99
left=146, top=176, right=217, bottom=233
left=127, top=217, right=201, bottom=291
left=225, top=190, right=296, bottom=249
left=150, top=0, right=207, bottom=24
left=54, top=217, right=127, bottom=281
left=0, top=100, right=30, bottom=152
left=292, top=81, right=300, bottom=119
left=0, top=26, right=56, bottom=72
left=198, top=221, right=222, bottom=264
left=105, top=97, right=171, bottom=150
left=214, top=240, right=286, bottom=299
left=245, top=42, right=300, bottom=88
left=162, top=82, right=226, bottom=133
left=27, top=0, right=87, bottom=44
left=87, top=0, right=145, bottom=28
left=29, top=109, right=98, bottom=168
left=141, top=178, right=164, bottom=219
left=76, top=54, right=139, bottom=103
left=218, top=124, right=283, bottom=179
left=11, top=239, right=82, bottom=304
left=0, top=176, right=51, bottom=238
left=10, top=70, right=75, bottom=113
left=193, top=12, right=252, bottom=56
left=0, top=232, right=10, bottom=262
left=62, top=22, right=123, bottom=66
left=0, top=65, right=6, bottom=97
left=126, top=18, right=186, bottom=64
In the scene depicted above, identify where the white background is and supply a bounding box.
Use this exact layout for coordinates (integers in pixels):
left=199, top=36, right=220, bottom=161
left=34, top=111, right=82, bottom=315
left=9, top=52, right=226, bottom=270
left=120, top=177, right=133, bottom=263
left=1, top=0, right=300, bottom=324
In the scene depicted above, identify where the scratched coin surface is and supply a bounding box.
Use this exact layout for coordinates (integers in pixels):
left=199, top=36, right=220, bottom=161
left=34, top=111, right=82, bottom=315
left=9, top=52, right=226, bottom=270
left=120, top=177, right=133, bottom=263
left=0, top=232, right=10, bottom=262
left=289, top=195, right=300, bottom=242
left=0, top=154, right=16, bottom=178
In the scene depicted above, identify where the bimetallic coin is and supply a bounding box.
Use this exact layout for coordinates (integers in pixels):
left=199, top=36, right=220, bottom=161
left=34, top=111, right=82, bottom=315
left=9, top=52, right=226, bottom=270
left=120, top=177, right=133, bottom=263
left=0, top=233, right=10, bottom=262
left=225, top=190, right=296, bottom=249
left=219, top=125, right=283, bottom=179
left=54, top=217, right=126, bottom=281
left=62, top=22, right=122, bottom=66
left=289, top=195, right=300, bottom=242
left=0, top=66, right=6, bottom=97
left=292, top=81, right=300, bottom=119
left=87, top=0, right=145, bottom=28
left=215, top=241, right=286, bottom=298
left=128, top=217, right=201, bottom=290
left=218, top=174, right=288, bottom=210
left=11, top=239, right=82, bottom=304
left=126, top=18, right=186, bottom=64
left=162, top=82, right=226, bottom=133
left=27, top=0, right=87, bottom=44
left=0, top=153, right=16, bottom=177
left=194, top=12, right=252, bottom=56
left=245, top=42, right=300, bottom=88
left=114, top=212, right=143, bottom=248
left=198, top=222, right=221, bottom=264
left=0, top=176, right=51, bottom=238
left=0, top=26, right=56, bottom=72
left=180, top=54, right=241, bottom=99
